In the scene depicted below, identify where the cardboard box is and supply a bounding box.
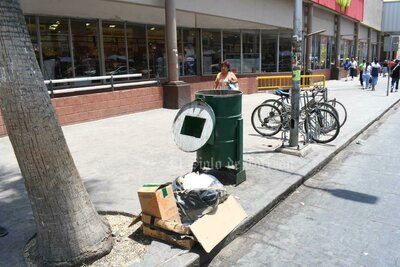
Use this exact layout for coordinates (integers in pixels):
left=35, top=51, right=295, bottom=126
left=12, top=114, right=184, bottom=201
left=140, top=195, right=247, bottom=253
left=137, top=183, right=181, bottom=222
left=141, top=214, right=191, bottom=235
left=143, top=225, right=195, bottom=250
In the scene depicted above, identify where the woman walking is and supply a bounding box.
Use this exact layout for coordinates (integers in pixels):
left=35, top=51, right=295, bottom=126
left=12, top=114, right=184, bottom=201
left=370, top=58, right=381, bottom=91
left=362, top=62, right=371, bottom=90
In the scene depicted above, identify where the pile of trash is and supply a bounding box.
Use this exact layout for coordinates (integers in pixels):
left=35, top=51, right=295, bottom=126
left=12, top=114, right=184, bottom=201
left=131, top=172, right=246, bottom=252
left=173, top=172, right=228, bottom=224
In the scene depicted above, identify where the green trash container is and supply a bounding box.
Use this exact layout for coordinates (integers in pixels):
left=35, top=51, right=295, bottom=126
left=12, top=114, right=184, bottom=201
left=172, top=89, right=246, bottom=185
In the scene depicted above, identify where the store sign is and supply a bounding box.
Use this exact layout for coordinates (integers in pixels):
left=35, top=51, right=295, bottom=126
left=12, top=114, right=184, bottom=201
left=312, top=0, right=362, bottom=21
left=336, top=0, right=352, bottom=12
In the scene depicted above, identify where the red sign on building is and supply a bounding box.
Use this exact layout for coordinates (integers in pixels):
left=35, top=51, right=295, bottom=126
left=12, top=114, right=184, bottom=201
left=312, top=0, right=364, bottom=21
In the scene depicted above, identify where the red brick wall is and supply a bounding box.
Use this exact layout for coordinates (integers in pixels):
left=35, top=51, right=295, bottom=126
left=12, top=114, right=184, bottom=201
left=313, top=69, right=331, bottom=80
left=0, top=86, right=163, bottom=137
left=53, top=86, right=163, bottom=125
left=0, top=72, right=333, bottom=137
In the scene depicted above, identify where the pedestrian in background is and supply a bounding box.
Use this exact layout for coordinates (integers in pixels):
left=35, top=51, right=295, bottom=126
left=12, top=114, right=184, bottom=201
left=390, top=59, right=400, bottom=92
left=350, top=57, right=358, bottom=80
left=362, top=62, right=371, bottom=90
left=370, top=58, right=381, bottom=91
left=343, top=58, right=351, bottom=81
left=213, top=60, right=239, bottom=89
left=359, top=60, right=366, bottom=88
left=382, top=60, right=389, bottom=77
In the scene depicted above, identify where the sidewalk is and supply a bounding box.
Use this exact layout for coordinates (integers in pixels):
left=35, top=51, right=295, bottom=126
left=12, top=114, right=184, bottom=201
left=0, top=77, right=399, bottom=266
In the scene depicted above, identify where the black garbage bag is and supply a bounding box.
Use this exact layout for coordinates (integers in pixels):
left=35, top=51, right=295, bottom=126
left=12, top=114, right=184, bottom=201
left=172, top=175, right=228, bottom=225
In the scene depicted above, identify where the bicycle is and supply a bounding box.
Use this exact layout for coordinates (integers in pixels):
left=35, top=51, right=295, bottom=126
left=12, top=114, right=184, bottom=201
left=251, top=89, right=340, bottom=143
left=258, top=86, right=347, bottom=128
left=310, top=86, right=347, bottom=128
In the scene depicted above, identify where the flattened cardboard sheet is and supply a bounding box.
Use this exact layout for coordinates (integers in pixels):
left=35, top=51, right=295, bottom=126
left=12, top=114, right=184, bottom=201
left=189, top=195, right=247, bottom=253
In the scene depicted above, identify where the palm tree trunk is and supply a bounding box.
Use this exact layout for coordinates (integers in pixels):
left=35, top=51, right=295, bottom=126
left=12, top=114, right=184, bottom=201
left=0, top=1, right=113, bottom=265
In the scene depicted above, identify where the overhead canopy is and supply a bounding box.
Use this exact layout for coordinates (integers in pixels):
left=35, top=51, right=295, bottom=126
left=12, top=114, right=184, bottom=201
left=382, top=1, right=400, bottom=34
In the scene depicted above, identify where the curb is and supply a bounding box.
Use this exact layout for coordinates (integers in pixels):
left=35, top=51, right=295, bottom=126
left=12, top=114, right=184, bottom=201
left=181, top=98, right=400, bottom=267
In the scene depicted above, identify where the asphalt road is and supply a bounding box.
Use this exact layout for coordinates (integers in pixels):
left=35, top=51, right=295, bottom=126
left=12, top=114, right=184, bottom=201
left=208, top=103, right=400, bottom=266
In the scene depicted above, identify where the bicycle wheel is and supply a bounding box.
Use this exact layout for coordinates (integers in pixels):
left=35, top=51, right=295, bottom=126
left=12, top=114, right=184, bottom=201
left=327, top=99, right=347, bottom=127
left=305, top=108, right=340, bottom=143
left=316, top=102, right=339, bottom=124
left=251, top=103, right=283, bottom=136
left=258, top=99, right=283, bottom=124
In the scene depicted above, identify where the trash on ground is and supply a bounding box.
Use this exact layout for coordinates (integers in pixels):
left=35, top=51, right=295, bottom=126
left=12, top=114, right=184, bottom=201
left=133, top=176, right=247, bottom=252
left=178, top=172, right=224, bottom=189
left=356, top=139, right=366, bottom=145
left=173, top=172, right=227, bottom=224
left=137, top=183, right=181, bottom=222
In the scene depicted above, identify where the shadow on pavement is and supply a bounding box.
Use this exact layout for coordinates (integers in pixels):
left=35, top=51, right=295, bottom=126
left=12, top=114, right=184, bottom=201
left=304, top=184, right=378, bottom=204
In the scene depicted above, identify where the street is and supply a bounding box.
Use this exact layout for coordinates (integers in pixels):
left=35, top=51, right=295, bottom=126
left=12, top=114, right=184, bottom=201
left=208, top=102, right=400, bottom=266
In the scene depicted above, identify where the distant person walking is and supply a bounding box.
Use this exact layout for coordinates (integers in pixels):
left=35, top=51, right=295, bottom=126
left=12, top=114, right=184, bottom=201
left=350, top=57, right=358, bottom=80
left=362, top=62, right=371, bottom=90
left=359, top=60, right=366, bottom=87
left=370, top=58, right=381, bottom=91
left=390, top=59, right=400, bottom=92
left=343, top=58, right=351, bottom=81
left=382, top=60, right=389, bottom=77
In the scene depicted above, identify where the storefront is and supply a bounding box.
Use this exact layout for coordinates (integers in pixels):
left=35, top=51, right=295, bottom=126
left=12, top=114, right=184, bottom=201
left=0, top=0, right=381, bottom=137
left=21, top=0, right=382, bottom=82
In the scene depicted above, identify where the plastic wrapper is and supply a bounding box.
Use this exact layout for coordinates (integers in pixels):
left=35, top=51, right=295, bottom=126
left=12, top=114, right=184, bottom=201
left=172, top=172, right=228, bottom=225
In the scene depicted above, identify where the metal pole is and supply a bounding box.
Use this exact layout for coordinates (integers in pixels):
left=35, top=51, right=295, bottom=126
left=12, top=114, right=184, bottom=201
left=165, top=0, right=179, bottom=82
left=387, top=36, right=393, bottom=97
left=305, top=3, right=313, bottom=71
left=289, top=0, right=302, bottom=147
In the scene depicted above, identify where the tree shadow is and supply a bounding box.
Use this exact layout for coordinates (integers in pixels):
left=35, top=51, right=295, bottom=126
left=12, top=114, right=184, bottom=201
left=128, top=226, right=152, bottom=245
left=304, top=184, right=379, bottom=204
left=0, top=166, right=35, bottom=267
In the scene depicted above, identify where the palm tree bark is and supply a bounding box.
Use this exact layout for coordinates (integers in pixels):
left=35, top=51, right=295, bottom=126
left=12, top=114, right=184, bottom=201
left=0, top=1, right=113, bottom=265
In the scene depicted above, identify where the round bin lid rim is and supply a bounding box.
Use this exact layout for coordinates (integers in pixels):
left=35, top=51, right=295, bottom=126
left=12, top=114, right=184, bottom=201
left=172, top=100, right=216, bottom=152
left=195, top=89, right=242, bottom=97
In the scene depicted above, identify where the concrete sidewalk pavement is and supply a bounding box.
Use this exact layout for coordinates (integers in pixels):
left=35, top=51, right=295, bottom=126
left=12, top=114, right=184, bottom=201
left=0, top=77, right=399, bottom=266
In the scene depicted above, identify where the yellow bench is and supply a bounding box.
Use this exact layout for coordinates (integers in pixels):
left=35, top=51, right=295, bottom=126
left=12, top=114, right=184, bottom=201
left=257, top=74, right=326, bottom=91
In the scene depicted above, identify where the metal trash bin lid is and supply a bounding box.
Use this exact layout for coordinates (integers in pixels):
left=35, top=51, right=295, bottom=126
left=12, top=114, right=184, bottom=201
left=172, top=100, right=215, bottom=152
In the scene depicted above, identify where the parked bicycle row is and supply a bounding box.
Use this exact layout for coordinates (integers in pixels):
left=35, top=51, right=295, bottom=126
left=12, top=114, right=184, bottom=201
left=251, top=86, right=347, bottom=144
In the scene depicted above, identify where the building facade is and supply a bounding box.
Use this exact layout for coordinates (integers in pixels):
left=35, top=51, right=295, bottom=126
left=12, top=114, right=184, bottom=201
left=0, top=0, right=384, bottom=136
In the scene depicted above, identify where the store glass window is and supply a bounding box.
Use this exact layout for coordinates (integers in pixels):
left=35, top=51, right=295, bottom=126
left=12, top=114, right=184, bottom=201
left=181, top=28, right=198, bottom=76
left=311, top=35, right=321, bottom=70
left=359, top=42, right=367, bottom=61
left=279, top=34, right=291, bottom=72
left=39, top=17, right=71, bottom=80
left=371, top=44, right=377, bottom=60
left=319, top=36, right=328, bottom=69
left=103, top=21, right=127, bottom=75
left=348, top=40, right=354, bottom=59
left=341, top=40, right=353, bottom=62
left=202, top=30, right=221, bottom=75
left=327, top=36, right=335, bottom=68
left=126, top=24, right=147, bottom=79
left=223, top=30, right=241, bottom=73
left=147, top=25, right=166, bottom=78
left=25, top=16, right=40, bottom=66
left=242, top=30, right=260, bottom=73
left=339, top=40, right=345, bottom=66
left=261, top=32, right=277, bottom=72
left=71, top=19, right=99, bottom=78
